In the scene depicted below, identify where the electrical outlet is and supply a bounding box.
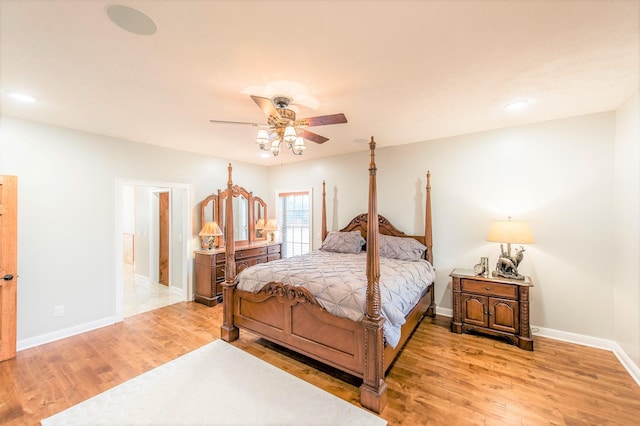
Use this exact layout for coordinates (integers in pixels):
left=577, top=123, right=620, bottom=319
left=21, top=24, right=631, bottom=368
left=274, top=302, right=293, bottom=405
left=54, top=305, right=64, bottom=317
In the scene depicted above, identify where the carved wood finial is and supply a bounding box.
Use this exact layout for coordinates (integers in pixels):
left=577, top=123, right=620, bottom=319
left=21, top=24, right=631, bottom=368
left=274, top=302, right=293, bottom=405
left=366, top=137, right=381, bottom=320
left=369, top=136, right=377, bottom=175
left=425, top=170, right=433, bottom=266
left=321, top=180, right=327, bottom=241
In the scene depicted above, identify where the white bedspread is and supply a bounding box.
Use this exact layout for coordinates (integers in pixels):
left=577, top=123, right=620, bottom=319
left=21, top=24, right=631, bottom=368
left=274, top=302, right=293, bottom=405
left=236, top=250, right=436, bottom=347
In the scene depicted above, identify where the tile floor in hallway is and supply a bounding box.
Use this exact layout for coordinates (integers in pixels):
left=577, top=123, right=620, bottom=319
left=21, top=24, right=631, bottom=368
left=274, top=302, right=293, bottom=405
left=123, top=263, right=183, bottom=317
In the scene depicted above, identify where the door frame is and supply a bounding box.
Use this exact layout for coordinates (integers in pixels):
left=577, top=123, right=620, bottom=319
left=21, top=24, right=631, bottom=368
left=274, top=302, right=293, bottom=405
left=115, top=179, right=193, bottom=322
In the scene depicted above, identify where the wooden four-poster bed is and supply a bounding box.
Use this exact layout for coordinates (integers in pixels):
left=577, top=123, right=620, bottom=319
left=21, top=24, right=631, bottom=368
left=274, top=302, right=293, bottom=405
left=220, top=137, right=435, bottom=413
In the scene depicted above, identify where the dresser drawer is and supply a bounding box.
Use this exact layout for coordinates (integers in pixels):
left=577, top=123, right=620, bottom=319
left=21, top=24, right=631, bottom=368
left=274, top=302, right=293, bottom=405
left=268, top=244, right=281, bottom=254
left=461, top=279, right=517, bottom=299
left=215, top=265, right=225, bottom=281
left=268, top=254, right=281, bottom=262
left=235, top=247, right=268, bottom=259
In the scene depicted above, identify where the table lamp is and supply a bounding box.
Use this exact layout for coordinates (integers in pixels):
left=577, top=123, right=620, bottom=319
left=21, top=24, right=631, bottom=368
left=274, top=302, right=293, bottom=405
left=199, top=221, right=223, bottom=250
left=255, top=218, right=265, bottom=239
left=487, top=217, right=534, bottom=280
left=264, top=219, right=279, bottom=243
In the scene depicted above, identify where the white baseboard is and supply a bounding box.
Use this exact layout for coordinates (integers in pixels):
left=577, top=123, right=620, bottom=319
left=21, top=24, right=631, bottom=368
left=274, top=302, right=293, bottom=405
left=169, top=285, right=183, bottom=297
left=135, top=274, right=151, bottom=285
left=433, top=308, right=640, bottom=386
left=17, top=316, right=118, bottom=352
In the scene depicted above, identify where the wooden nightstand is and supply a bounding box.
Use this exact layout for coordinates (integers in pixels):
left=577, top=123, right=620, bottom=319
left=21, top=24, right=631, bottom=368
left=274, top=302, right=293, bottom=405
left=449, top=268, right=534, bottom=350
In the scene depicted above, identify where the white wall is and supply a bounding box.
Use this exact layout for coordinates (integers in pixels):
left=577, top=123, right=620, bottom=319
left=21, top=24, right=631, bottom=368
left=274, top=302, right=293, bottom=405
left=0, top=104, right=636, bottom=369
left=269, top=112, right=617, bottom=340
left=613, top=92, right=640, bottom=367
left=0, top=116, right=269, bottom=344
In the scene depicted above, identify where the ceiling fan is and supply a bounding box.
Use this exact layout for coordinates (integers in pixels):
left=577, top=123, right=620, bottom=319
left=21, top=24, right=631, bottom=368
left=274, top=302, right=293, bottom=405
left=209, top=95, right=347, bottom=156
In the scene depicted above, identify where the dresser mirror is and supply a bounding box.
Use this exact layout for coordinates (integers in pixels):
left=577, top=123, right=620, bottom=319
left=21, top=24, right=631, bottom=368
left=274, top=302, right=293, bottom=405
left=200, top=194, right=218, bottom=248
left=253, top=197, right=267, bottom=241
left=220, top=192, right=249, bottom=244
left=200, top=183, right=267, bottom=248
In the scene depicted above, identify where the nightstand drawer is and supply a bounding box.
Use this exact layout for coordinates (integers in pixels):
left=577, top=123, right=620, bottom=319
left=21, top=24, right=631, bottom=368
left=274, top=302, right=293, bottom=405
left=461, top=279, right=517, bottom=299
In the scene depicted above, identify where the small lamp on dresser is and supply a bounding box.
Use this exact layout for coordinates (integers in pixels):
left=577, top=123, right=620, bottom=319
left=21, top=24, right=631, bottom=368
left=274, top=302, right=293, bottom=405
left=255, top=218, right=265, bottom=239
left=199, top=221, right=223, bottom=250
left=487, top=217, right=534, bottom=280
left=264, top=219, right=279, bottom=243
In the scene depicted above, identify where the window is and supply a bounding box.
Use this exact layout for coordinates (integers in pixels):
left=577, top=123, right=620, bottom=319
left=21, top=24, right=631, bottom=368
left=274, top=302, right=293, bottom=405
left=277, top=190, right=311, bottom=258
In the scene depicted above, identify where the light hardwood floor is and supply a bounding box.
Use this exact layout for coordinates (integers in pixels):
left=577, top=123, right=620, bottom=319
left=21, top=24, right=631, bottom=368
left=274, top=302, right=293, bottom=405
left=1, top=302, right=638, bottom=425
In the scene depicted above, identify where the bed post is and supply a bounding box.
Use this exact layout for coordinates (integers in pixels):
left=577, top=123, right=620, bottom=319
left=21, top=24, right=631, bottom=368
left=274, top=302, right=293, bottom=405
left=425, top=171, right=433, bottom=266
left=321, top=180, right=327, bottom=241
left=220, top=163, right=239, bottom=342
left=360, top=137, right=387, bottom=414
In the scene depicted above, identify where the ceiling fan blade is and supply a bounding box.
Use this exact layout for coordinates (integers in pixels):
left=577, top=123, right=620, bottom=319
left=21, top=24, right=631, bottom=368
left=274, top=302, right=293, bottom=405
left=298, top=129, right=329, bottom=144
left=297, top=113, right=347, bottom=127
left=250, top=95, right=281, bottom=123
left=209, top=119, right=268, bottom=127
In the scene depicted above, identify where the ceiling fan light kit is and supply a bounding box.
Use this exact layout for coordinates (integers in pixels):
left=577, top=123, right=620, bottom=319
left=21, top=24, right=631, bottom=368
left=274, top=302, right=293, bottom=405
left=210, top=95, right=347, bottom=158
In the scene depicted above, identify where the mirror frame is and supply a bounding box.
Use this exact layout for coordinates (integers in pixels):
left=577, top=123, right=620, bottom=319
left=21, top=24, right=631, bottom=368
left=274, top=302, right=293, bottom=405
left=218, top=185, right=250, bottom=245
left=199, top=193, right=218, bottom=248
left=253, top=196, right=267, bottom=242
left=200, top=182, right=269, bottom=249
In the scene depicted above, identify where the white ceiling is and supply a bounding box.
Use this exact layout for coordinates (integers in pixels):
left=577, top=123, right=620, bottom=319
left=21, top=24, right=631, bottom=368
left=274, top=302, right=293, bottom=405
left=1, top=1, right=638, bottom=166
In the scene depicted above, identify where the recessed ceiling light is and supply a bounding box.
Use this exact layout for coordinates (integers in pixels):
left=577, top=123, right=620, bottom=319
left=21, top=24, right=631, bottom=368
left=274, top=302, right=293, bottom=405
left=106, top=4, right=157, bottom=35
left=504, top=99, right=532, bottom=111
left=8, top=92, right=37, bottom=103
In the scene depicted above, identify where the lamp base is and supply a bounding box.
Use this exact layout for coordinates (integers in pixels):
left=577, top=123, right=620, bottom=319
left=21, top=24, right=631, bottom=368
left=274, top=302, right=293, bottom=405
left=493, top=245, right=526, bottom=280
left=492, top=269, right=525, bottom=280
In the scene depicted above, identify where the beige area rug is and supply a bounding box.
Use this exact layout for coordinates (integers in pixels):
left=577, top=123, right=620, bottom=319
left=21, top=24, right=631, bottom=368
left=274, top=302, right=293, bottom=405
left=41, top=339, right=386, bottom=425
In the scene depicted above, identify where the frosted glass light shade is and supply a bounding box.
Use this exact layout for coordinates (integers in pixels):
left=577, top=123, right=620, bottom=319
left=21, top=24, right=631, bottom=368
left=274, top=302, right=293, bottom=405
left=294, top=137, right=306, bottom=150
left=283, top=125, right=297, bottom=143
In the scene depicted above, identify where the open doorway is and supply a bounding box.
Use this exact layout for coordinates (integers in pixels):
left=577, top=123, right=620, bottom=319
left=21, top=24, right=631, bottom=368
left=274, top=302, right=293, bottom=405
left=115, top=180, right=192, bottom=321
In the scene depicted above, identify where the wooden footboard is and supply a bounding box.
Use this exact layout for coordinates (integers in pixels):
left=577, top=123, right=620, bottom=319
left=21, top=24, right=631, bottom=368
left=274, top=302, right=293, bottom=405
left=234, top=284, right=367, bottom=377
left=234, top=281, right=435, bottom=378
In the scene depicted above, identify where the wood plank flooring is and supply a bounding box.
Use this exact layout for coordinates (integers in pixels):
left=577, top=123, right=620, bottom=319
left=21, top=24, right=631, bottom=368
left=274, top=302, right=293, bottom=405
left=1, top=301, right=638, bottom=425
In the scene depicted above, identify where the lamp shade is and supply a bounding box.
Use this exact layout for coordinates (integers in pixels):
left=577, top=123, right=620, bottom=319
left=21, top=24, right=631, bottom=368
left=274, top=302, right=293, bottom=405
left=487, top=218, right=534, bottom=244
left=283, top=125, right=297, bottom=143
left=255, top=218, right=265, bottom=230
left=264, top=219, right=279, bottom=231
left=199, top=221, right=223, bottom=237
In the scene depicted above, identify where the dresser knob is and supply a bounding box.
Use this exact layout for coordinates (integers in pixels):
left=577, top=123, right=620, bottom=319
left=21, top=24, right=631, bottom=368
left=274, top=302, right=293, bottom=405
left=485, top=287, right=491, bottom=291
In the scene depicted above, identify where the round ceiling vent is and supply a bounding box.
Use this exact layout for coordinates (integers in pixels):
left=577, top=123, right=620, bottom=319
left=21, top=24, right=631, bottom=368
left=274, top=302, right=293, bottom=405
left=106, top=4, right=157, bottom=35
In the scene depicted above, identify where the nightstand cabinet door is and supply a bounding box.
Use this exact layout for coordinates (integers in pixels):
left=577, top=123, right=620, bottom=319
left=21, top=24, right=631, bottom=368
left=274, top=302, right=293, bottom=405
left=461, top=294, right=488, bottom=327
left=489, top=297, right=519, bottom=334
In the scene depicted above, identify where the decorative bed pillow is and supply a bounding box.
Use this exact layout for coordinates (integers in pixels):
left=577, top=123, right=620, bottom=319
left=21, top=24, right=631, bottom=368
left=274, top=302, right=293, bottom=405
left=378, top=234, right=427, bottom=262
left=320, top=231, right=365, bottom=254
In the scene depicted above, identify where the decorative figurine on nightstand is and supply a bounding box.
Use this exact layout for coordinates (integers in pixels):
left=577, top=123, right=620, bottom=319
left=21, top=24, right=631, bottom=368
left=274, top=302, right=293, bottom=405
left=495, top=245, right=525, bottom=280
left=486, top=217, right=534, bottom=280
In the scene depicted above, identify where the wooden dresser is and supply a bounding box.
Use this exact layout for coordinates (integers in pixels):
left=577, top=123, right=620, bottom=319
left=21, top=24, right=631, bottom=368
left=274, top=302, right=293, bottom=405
left=194, top=241, right=282, bottom=306
left=450, top=268, right=534, bottom=350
